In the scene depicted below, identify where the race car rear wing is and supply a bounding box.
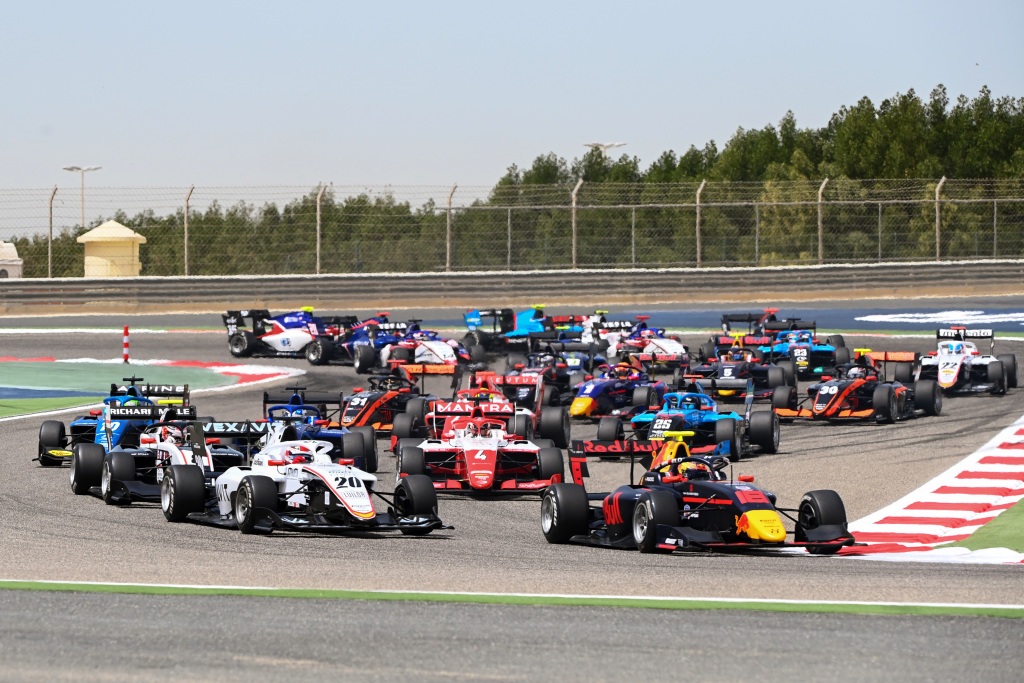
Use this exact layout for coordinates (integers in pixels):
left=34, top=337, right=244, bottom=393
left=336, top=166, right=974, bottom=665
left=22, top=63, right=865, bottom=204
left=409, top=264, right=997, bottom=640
left=107, top=404, right=197, bottom=421
left=464, top=308, right=517, bottom=334
left=937, top=327, right=995, bottom=352
left=262, top=388, right=344, bottom=421
left=110, top=381, right=190, bottom=403
left=720, top=309, right=779, bottom=333
left=568, top=438, right=664, bottom=487
left=763, top=318, right=816, bottom=333
left=223, top=309, right=272, bottom=335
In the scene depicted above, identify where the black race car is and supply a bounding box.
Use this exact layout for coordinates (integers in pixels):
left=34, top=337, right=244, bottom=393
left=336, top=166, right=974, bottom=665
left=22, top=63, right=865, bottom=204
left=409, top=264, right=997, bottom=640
left=542, top=436, right=854, bottom=554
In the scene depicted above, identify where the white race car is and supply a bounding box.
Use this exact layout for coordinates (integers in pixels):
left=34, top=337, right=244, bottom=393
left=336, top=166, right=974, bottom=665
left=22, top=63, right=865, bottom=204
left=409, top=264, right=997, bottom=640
left=161, top=437, right=445, bottom=535
left=918, top=327, right=1017, bottom=395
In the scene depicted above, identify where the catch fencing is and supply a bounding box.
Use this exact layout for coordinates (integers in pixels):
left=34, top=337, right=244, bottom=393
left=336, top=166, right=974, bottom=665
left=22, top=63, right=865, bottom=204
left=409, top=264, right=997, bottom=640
left=2, top=179, right=1022, bottom=278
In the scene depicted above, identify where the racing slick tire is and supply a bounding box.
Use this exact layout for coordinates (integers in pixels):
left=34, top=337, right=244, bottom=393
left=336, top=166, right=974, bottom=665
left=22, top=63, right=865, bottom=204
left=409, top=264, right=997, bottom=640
left=872, top=384, right=897, bottom=424
left=404, top=398, right=429, bottom=421
left=228, top=331, right=256, bottom=358
left=538, top=407, right=570, bottom=448
left=38, top=420, right=66, bottom=467
left=541, top=483, right=589, bottom=544
left=596, top=417, right=625, bottom=442
left=468, top=343, right=487, bottom=364
left=70, top=443, right=104, bottom=495
left=826, top=334, right=846, bottom=349
left=776, top=360, right=798, bottom=387
left=511, top=414, right=533, bottom=440
left=715, top=418, right=743, bottom=461
left=568, top=372, right=587, bottom=391
left=101, top=451, right=136, bottom=505
left=353, top=344, right=377, bottom=374
left=997, top=354, right=1018, bottom=389
left=161, top=464, right=207, bottom=522
left=632, top=386, right=655, bottom=407
left=988, top=360, right=1007, bottom=395
left=633, top=489, right=680, bottom=554
left=767, top=367, right=786, bottom=389
left=748, top=411, right=780, bottom=454
left=395, top=437, right=422, bottom=460
left=392, top=412, right=420, bottom=440
left=532, top=438, right=555, bottom=450
left=236, top=475, right=279, bottom=534
left=506, top=353, right=529, bottom=372
left=699, top=342, right=717, bottom=363
left=394, top=474, right=438, bottom=535
left=771, top=385, right=797, bottom=422
left=464, top=330, right=489, bottom=350
left=349, top=426, right=378, bottom=473
left=305, top=337, right=334, bottom=365
left=340, top=432, right=365, bottom=464
left=398, top=446, right=426, bottom=476
left=893, top=362, right=914, bottom=384
left=796, top=489, right=848, bottom=555
left=914, top=379, right=942, bottom=416
left=536, top=447, right=564, bottom=481
left=833, top=346, right=852, bottom=366
left=390, top=347, right=412, bottom=363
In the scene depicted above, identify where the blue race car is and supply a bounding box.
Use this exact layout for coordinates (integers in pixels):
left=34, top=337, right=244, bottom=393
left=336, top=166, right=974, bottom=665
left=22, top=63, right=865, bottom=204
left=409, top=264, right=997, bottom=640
left=259, top=387, right=379, bottom=472
left=757, top=328, right=850, bottom=379
left=464, top=306, right=621, bottom=353
left=36, top=377, right=195, bottom=467
left=593, top=381, right=780, bottom=460
left=568, top=360, right=667, bottom=421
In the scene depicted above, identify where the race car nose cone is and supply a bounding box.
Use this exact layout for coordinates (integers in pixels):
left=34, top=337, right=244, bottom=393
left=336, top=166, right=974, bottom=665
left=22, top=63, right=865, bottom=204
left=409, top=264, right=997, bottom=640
left=570, top=397, right=595, bottom=417
left=736, top=510, right=786, bottom=542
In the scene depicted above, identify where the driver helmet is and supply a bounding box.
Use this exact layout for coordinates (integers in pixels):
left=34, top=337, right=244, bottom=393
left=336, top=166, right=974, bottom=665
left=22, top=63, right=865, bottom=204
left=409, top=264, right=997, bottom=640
left=679, top=460, right=711, bottom=479
left=379, top=376, right=401, bottom=390
left=729, top=348, right=746, bottom=362
left=283, top=446, right=308, bottom=464
left=614, top=365, right=632, bottom=379
left=951, top=342, right=963, bottom=354
left=847, top=366, right=866, bottom=379
left=413, top=331, right=429, bottom=340
left=478, top=424, right=491, bottom=437
left=464, top=423, right=479, bottom=438
left=160, top=425, right=184, bottom=445
left=640, top=328, right=656, bottom=338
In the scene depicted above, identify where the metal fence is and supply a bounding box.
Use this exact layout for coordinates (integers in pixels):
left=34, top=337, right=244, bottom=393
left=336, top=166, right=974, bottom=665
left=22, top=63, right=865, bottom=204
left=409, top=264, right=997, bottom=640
left=2, top=180, right=1023, bottom=277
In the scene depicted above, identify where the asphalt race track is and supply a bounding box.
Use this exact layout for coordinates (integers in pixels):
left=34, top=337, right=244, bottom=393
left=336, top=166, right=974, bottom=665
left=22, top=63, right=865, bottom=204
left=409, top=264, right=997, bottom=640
left=2, top=317, right=1023, bottom=680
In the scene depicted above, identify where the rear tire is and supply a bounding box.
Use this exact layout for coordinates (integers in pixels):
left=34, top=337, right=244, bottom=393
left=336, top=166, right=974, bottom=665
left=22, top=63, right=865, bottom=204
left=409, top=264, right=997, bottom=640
left=596, top=417, right=624, bottom=441
left=395, top=474, right=438, bottom=535
left=161, top=464, right=207, bottom=522
left=872, top=384, right=897, bottom=423
left=506, top=353, right=529, bottom=372
left=305, top=337, right=333, bottom=365
left=699, top=342, right=717, bottom=362
left=391, top=347, right=412, bottom=363
left=404, top=397, right=429, bottom=420
left=834, top=347, right=852, bottom=367
left=538, top=407, right=569, bottom=448
left=70, top=443, right=104, bottom=495
left=826, top=335, right=845, bottom=349
left=988, top=360, right=1007, bottom=395
left=633, top=490, right=680, bottom=553
left=236, top=475, right=279, bottom=534
left=748, top=411, right=780, bottom=453
left=228, top=331, right=256, bottom=358
left=776, top=360, right=797, bottom=387
left=349, top=426, right=378, bottom=473
left=341, top=432, right=364, bottom=464
left=632, top=386, right=655, bottom=407
left=914, top=379, right=942, bottom=416
left=510, top=414, right=532, bottom=439
left=353, top=344, right=376, bottom=374
left=469, top=344, right=487, bottom=364
left=541, top=483, right=589, bottom=543
left=767, top=367, right=785, bottom=389
left=796, top=489, right=848, bottom=555
left=536, top=447, right=564, bottom=481
left=893, top=363, right=914, bottom=384
left=771, top=385, right=797, bottom=422
left=392, top=412, right=419, bottom=440
left=997, top=354, right=1018, bottom=389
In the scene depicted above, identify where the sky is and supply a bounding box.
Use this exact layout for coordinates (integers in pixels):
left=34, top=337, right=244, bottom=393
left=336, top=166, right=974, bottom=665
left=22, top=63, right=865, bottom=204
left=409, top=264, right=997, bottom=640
left=2, top=0, right=1022, bottom=193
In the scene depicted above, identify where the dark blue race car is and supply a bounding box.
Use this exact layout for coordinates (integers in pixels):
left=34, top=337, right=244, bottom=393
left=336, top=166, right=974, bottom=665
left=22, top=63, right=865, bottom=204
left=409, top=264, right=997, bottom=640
left=36, top=377, right=195, bottom=467
left=568, top=361, right=667, bottom=421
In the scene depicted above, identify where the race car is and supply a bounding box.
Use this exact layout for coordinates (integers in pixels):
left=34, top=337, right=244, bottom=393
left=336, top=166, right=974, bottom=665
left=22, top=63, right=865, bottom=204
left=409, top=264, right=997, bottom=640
left=337, top=373, right=438, bottom=437
left=542, top=432, right=855, bottom=554
left=503, top=344, right=608, bottom=405
left=396, top=411, right=565, bottom=494
left=260, top=388, right=378, bottom=472
left=771, top=350, right=941, bottom=423
left=603, top=316, right=689, bottom=373
left=462, top=306, right=623, bottom=354
left=378, top=323, right=487, bottom=369
left=223, top=307, right=353, bottom=361
left=567, top=359, right=668, bottom=421
left=687, top=333, right=796, bottom=401
left=592, top=380, right=780, bottom=460
left=468, top=371, right=571, bottom=447
left=917, top=327, right=1017, bottom=395
left=756, top=327, right=850, bottom=379
left=68, top=420, right=246, bottom=504
left=37, top=377, right=194, bottom=467
left=160, top=432, right=447, bottom=535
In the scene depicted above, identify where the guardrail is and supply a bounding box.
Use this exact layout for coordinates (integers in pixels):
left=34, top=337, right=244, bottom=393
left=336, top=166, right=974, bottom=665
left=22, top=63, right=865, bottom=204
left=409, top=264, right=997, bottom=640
left=2, top=260, right=1022, bottom=315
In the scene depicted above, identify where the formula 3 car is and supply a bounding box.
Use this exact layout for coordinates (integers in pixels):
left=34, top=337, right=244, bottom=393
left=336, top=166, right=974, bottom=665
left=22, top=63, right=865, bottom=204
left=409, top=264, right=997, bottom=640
left=37, top=377, right=193, bottom=467
left=603, top=316, right=689, bottom=373
left=917, top=327, right=1017, bottom=395
left=379, top=324, right=486, bottom=369
left=161, top=435, right=448, bottom=535
left=687, top=333, right=796, bottom=401
left=223, top=307, right=354, bottom=361
left=543, top=432, right=854, bottom=554
left=397, top=411, right=565, bottom=494
left=568, top=359, right=668, bottom=421
left=771, top=350, right=941, bottom=423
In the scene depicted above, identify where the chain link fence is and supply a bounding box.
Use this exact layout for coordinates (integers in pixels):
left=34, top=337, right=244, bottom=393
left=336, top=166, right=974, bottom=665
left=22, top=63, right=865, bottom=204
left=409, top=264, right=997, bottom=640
left=1, top=180, right=1022, bottom=278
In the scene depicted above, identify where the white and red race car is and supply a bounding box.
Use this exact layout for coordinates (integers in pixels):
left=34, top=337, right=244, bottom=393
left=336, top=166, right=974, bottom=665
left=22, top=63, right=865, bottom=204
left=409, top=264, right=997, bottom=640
left=600, top=316, right=689, bottom=373
left=396, top=408, right=565, bottom=494
left=469, top=372, right=571, bottom=446
left=379, top=327, right=487, bottom=369
left=918, top=327, right=1017, bottom=394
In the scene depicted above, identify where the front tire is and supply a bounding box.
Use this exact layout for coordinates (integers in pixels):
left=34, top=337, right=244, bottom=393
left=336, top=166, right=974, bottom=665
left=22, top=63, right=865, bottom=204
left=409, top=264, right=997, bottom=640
left=535, top=447, right=564, bottom=482
left=398, top=446, right=426, bottom=476
left=872, top=384, right=897, bottom=423
left=715, top=417, right=743, bottom=460
left=394, top=474, right=438, bottom=535
left=632, top=386, right=655, bottom=407
left=914, top=379, right=942, bottom=416
left=353, top=344, right=376, bottom=373
left=349, top=426, right=378, bottom=473
left=748, top=411, right=780, bottom=454
left=236, top=475, right=279, bottom=534
left=38, top=420, right=67, bottom=467
left=541, top=483, right=589, bottom=544
left=102, top=451, right=136, bottom=505
left=392, top=412, right=420, bottom=440
left=776, top=360, right=797, bottom=387
left=161, top=464, right=207, bottom=522
left=538, top=407, right=569, bottom=448
left=70, top=443, right=104, bottom=495
left=633, top=490, right=680, bottom=553
left=796, top=489, right=848, bottom=555
left=596, top=416, right=625, bottom=441
left=305, top=337, right=334, bottom=365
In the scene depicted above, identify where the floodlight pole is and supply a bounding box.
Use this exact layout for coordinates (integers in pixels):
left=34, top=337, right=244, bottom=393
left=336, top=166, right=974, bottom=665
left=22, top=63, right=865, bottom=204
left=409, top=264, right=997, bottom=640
left=62, top=165, right=101, bottom=230
left=446, top=183, right=457, bottom=272
left=817, top=177, right=829, bottom=264
left=48, top=186, right=57, bottom=278
left=184, top=185, right=194, bottom=276
left=571, top=179, right=584, bottom=268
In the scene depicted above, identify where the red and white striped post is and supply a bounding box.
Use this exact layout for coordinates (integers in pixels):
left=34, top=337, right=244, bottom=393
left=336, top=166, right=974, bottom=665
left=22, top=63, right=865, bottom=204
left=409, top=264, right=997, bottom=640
left=123, top=326, right=130, bottom=363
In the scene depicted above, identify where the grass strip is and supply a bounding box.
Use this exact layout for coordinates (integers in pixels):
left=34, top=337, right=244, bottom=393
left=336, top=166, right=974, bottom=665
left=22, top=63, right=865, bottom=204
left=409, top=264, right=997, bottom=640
left=0, top=397, right=99, bottom=418
left=1, top=580, right=1021, bottom=618
left=950, top=500, right=1024, bottom=553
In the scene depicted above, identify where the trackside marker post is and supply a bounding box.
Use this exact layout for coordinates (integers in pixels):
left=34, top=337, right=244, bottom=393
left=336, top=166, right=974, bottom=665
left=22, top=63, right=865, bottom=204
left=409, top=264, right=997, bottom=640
left=123, top=326, right=129, bottom=363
